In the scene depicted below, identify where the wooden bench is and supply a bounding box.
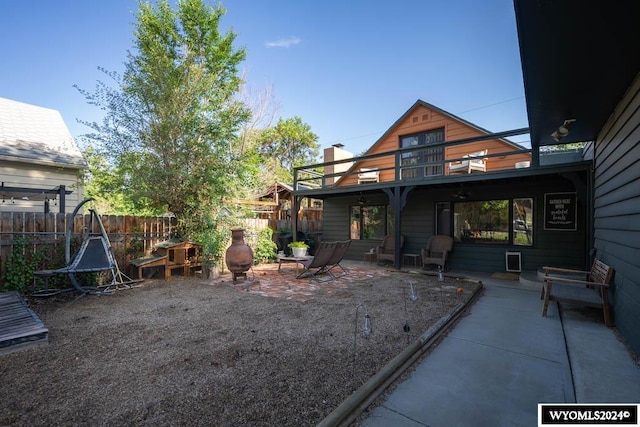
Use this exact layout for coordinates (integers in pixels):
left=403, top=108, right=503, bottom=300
left=541, top=260, right=614, bottom=326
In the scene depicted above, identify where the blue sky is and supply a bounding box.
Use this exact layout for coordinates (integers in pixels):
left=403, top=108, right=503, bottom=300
left=0, top=0, right=529, bottom=157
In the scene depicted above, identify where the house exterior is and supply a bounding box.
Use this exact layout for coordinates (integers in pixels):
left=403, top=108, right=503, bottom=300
left=0, top=97, right=86, bottom=213
left=294, top=98, right=590, bottom=274
left=293, top=0, right=640, bottom=355
left=513, top=0, right=640, bottom=354
left=333, top=100, right=532, bottom=187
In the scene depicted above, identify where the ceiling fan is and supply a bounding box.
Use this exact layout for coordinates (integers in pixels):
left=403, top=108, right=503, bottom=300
left=451, top=188, right=470, bottom=200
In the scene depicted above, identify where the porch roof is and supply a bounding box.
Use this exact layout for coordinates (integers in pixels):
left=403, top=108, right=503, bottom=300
left=296, top=158, right=592, bottom=200
left=514, top=0, right=640, bottom=147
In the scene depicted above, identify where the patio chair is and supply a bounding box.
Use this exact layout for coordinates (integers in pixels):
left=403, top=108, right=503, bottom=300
left=421, top=235, right=453, bottom=271
left=448, top=149, right=488, bottom=174
left=376, top=235, right=404, bottom=264
left=357, top=168, right=380, bottom=184
left=296, top=241, right=338, bottom=281
left=323, top=240, right=352, bottom=278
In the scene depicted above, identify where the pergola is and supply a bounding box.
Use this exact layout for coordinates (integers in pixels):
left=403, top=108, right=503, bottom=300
left=0, top=182, right=72, bottom=213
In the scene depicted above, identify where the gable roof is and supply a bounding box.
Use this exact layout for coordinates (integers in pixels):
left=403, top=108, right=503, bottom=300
left=366, top=99, right=527, bottom=154
left=0, top=97, right=86, bottom=168
left=257, top=181, right=316, bottom=199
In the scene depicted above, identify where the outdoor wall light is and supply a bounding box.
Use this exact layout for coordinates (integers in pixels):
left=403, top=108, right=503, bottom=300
left=551, top=119, right=576, bottom=142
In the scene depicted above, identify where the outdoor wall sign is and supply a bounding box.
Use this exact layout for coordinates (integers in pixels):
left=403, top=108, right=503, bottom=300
left=544, top=192, right=577, bottom=231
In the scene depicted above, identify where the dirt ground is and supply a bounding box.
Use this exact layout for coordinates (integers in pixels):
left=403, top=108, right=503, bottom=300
left=0, top=261, right=480, bottom=427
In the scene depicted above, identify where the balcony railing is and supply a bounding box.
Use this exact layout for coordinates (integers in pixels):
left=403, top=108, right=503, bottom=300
left=294, top=127, right=534, bottom=191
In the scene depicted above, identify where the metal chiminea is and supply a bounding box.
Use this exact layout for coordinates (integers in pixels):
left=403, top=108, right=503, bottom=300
left=225, top=228, right=254, bottom=282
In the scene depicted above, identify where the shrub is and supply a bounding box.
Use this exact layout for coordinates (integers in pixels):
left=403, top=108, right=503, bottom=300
left=254, top=228, right=278, bottom=264
left=2, top=236, right=47, bottom=293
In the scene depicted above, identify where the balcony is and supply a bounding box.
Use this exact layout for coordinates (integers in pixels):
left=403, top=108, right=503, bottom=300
left=294, top=128, right=541, bottom=193
left=293, top=129, right=590, bottom=196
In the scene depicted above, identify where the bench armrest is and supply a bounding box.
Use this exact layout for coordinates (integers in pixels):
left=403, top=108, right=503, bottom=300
left=544, top=275, right=609, bottom=288
left=543, top=266, right=589, bottom=275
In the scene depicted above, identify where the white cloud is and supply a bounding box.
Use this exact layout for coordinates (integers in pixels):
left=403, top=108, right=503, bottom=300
left=265, top=36, right=301, bottom=48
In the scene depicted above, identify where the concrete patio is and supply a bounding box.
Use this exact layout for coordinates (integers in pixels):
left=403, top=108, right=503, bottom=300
left=359, top=270, right=640, bottom=426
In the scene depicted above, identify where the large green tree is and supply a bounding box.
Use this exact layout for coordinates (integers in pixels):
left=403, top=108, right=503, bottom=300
left=77, top=0, right=249, bottom=236
left=258, top=116, right=319, bottom=182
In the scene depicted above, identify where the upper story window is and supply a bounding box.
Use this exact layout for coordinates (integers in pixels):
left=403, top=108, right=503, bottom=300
left=400, top=128, right=445, bottom=179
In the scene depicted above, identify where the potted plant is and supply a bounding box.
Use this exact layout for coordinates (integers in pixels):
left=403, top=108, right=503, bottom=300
left=288, top=241, right=309, bottom=258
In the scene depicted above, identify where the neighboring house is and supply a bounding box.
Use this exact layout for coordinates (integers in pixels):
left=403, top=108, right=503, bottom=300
left=255, top=182, right=323, bottom=222
left=0, top=97, right=86, bottom=213
left=230, top=182, right=323, bottom=222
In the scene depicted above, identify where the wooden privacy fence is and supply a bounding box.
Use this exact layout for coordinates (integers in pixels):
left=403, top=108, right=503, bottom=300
left=0, top=212, right=176, bottom=279
left=0, top=212, right=323, bottom=279
left=237, top=219, right=322, bottom=248
left=233, top=218, right=322, bottom=235
left=270, top=219, right=322, bottom=234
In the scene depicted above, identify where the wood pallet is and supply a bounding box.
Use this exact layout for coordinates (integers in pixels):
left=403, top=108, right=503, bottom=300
left=0, top=292, right=49, bottom=356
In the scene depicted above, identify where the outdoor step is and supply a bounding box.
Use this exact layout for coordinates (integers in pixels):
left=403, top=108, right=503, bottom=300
left=519, top=270, right=543, bottom=288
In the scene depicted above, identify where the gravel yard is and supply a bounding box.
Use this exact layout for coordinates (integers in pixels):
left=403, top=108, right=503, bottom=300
left=0, top=262, right=480, bottom=426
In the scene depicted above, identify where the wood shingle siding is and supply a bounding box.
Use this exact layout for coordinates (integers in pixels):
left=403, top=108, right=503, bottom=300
left=335, top=101, right=530, bottom=187
left=593, top=73, right=640, bottom=351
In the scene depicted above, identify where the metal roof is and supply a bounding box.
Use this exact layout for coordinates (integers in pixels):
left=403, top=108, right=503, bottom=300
left=0, top=97, right=86, bottom=168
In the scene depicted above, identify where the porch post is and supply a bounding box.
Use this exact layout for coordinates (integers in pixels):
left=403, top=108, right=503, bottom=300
left=531, top=139, right=540, bottom=167
left=393, top=189, right=402, bottom=269
left=58, top=185, right=66, bottom=213
left=383, top=186, right=414, bottom=269
left=291, top=196, right=298, bottom=242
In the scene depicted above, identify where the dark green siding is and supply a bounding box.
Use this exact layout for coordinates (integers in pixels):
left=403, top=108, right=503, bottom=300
left=592, top=77, right=640, bottom=354
left=322, top=173, right=589, bottom=272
